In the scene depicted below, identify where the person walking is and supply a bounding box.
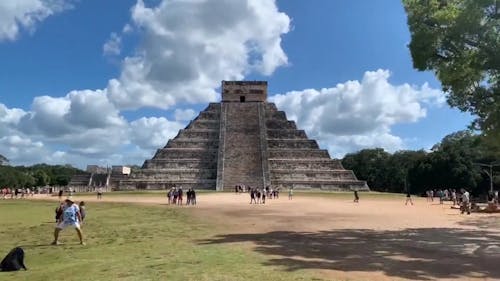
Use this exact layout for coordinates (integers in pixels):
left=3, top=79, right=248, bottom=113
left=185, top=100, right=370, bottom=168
left=460, top=188, right=471, bottom=215
left=79, top=201, right=86, bottom=223
left=405, top=191, right=413, bottom=205
left=353, top=190, right=359, bottom=203
left=288, top=188, right=293, bottom=200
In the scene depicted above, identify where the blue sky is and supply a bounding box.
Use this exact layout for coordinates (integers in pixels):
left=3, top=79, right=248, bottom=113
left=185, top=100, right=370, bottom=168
left=0, top=0, right=472, bottom=168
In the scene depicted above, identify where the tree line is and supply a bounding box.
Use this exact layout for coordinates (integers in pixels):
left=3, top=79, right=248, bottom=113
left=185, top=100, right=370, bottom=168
left=342, top=131, right=499, bottom=196
left=0, top=163, right=84, bottom=188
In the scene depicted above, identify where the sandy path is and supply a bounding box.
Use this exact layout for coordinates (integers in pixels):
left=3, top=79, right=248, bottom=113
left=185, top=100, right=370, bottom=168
left=30, top=193, right=500, bottom=281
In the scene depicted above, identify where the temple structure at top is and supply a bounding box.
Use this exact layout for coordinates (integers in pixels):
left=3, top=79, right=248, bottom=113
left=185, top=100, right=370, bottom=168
left=100, top=81, right=368, bottom=191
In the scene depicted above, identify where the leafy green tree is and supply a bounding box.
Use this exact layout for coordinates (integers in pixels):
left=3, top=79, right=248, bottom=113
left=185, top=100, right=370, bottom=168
left=33, top=170, right=50, bottom=187
left=342, top=148, right=391, bottom=191
left=385, top=150, right=427, bottom=193
left=403, top=0, right=500, bottom=142
left=408, top=130, right=485, bottom=194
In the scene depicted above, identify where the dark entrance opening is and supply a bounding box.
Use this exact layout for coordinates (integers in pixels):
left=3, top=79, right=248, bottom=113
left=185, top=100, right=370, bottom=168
left=240, top=96, right=245, bottom=102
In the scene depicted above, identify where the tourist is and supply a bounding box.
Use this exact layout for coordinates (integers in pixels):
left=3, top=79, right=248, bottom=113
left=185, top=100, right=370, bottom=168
left=97, top=187, right=103, bottom=200
left=451, top=189, right=457, bottom=206
left=250, top=189, right=256, bottom=204
left=437, top=189, right=444, bottom=205
left=167, top=189, right=172, bottom=205
left=173, top=188, right=178, bottom=204
left=186, top=189, right=191, bottom=205
left=444, top=189, right=449, bottom=200
left=178, top=187, right=183, bottom=205
left=55, top=202, right=64, bottom=222
left=353, top=190, right=359, bottom=203
left=288, top=188, right=293, bottom=200
left=405, top=191, right=413, bottom=205
left=79, top=201, right=86, bottom=223
left=460, top=188, right=470, bottom=215
left=191, top=188, right=196, bottom=205
left=262, top=190, right=266, bottom=204
left=52, top=199, right=85, bottom=245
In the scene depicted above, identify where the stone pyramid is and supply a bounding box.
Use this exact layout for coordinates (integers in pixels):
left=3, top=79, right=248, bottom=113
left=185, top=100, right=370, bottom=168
left=118, top=81, right=368, bottom=191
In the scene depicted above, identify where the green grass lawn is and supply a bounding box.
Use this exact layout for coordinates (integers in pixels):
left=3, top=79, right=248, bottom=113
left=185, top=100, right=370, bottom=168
left=0, top=200, right=317, bottom=281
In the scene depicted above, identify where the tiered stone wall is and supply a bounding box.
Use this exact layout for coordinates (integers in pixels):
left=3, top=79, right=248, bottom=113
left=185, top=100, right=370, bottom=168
left=117, top=103, right=221, bottom=189
left=265, top=103, right=368, bottom=191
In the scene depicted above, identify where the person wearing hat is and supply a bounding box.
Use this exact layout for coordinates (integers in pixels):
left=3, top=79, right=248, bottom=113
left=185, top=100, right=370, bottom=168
left=51, top=199, right=85, bottom=245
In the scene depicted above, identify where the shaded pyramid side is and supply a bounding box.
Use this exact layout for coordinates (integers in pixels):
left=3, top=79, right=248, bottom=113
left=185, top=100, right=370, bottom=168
left=117, top=103, right=221, bottom=189
left=265, top=103, right=369, bottom=191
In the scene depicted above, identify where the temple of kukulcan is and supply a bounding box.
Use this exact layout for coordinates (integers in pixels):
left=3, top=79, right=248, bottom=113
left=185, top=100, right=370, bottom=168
left=116, top=81, right=368, bottom=191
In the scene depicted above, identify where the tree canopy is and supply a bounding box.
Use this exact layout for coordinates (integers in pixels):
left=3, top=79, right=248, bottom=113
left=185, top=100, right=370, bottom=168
left=0, top=164, right=84, bottom=189
left=342, top=130, right=498, bottom=195
left=403, top=0, right=500, bottom=142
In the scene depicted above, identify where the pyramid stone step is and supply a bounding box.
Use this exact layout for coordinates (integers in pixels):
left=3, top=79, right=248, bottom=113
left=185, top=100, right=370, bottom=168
left=155, top=148, right=218, bottom=159
left=204, top=103, right=221, bottom=112
left=269, top=159, right=344, bottom=170
left=187, top=119, right=220, bottom=130
left=120, top=179, right=216, bottom=190
left=166, top=139, right=219, bottom=149
left=271, top=179, right=369, bottom=191
left=266, top=119, right=297, bottom=130
left=270, top=170, right=357, bottom=181
left=143, top=159, right=216, bottom=169
left=133, top=169, right=216, bottom=180
left=177, top=129, right=219, bottom=139
left=268, top=149, right=330, bottom=159
left=197, top=111, right=220, bottom=120
left=267, top=129, right=308, bottom=139
left=267, top=139, right=319, bottom=149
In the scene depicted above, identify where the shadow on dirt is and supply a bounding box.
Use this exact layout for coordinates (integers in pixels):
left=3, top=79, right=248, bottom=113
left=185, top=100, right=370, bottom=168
left=199, top=227, right=500, bottom=280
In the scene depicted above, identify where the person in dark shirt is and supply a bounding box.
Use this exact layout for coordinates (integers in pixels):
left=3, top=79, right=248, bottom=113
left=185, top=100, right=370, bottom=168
left=353, top=190, right=359, bottom=203
left=405, top=191, right=413, bottom=205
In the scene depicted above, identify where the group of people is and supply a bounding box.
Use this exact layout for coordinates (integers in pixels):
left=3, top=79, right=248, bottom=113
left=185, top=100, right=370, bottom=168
left=425, top=188, right=500, bottom=215
left=52, top=199, right=86, bottom=245
left=167, top=187, right=196, bottom=205
left=425, top=189, right=464, bottom=205
left=1, top=188, right=34, bottom=199
left=247, top=186, right=281, bottom=204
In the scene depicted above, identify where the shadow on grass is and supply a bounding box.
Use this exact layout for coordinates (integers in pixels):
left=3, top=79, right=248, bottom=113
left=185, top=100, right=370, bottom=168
left=199, top=227, right=500, bottom=280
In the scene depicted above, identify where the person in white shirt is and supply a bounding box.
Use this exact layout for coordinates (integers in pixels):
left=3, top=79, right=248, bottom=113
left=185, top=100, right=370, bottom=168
left=52, top=199, right=85, bottom=245
left=460, top=188, right=470, bottom=215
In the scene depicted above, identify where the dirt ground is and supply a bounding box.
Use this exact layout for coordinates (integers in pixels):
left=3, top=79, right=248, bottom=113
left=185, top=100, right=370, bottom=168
left=31, top=192, right=500, bottom=281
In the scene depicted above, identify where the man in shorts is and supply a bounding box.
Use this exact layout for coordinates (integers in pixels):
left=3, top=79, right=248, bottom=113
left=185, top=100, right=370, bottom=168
left=52, top=199, right=85, bottom=245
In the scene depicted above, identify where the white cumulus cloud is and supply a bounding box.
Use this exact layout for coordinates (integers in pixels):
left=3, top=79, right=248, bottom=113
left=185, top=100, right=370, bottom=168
left=270, top=69, right=445, bottom=157
left=103, top=32, right=122, bottom=56
left=0, top=0, right=72, bottom=41
left=106, top=0, right=290, bottom=110
left=130, top=116, right=184, bottom=150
